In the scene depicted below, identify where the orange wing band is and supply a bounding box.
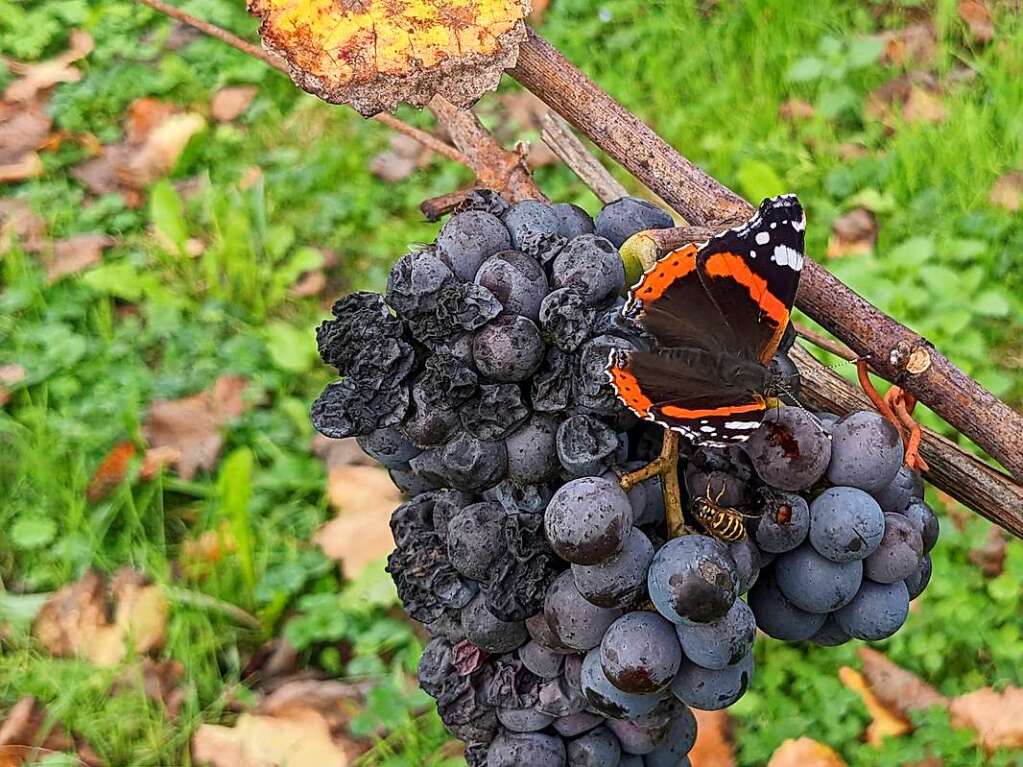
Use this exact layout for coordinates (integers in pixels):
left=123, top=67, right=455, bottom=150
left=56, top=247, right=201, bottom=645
left=659, top=397, right=766, bottom=419
left=631, top=245, right=698, bottom=305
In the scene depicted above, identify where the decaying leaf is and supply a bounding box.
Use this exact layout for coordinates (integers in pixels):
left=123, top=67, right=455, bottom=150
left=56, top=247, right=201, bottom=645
left=316, top=465, right=401, bottom=579
left=877, top=23, right=937, bottom=67
left=126, top=97, right=180, bottom=144
left=827, top=207, right=877, bottom=258
left=767, top=738, right=847, bottom=767
left=114, top=658, right=187, bottom=718
left=0, top=199, right=46, bottom=251
left=857, top=648, right=948, bottom=720
left=0, top=364, right=27, bottom=388
left=140, top=445, right=183, bottom=480
left=0, top=102, right=51, bottom=184
left=45, top=233, right=114, bottom=283
left=179, top=523, right=238, bottom=580
left=86, top=441, right=137, bottom=503
left=958, top=1, right=994, bottom=44
left=950, top=687, right=1023, bottom=752
left=370, top=133, right=434, bottom=182
left=33, top=569, right=169, bottom=668
left=689, top=709, right=735, bottom=767
left=0, top=697, right=102, bottom=767
left=289, top=269, right=327, bottom=298
left=3, top=31, right=94, bottom=104
left=779, top=98, right=816, bottom=121
left=969, top=526, right=1007, bottom=577
left=989, top=171, right=1023, bottom=212
left=211, top=86, right=258, bottom=122
left=866, top=74, right=945, bottom=128
left=839, top=666, right=911, bottom=745
left=142, top=375, right=250, bottom=480
left=248, top=0, right=531, bottom=115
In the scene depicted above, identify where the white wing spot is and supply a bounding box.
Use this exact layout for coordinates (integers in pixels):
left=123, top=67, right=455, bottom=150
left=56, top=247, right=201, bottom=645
left=770, top=222, right=777, bottom=229
left=749, top=249, right=757, bottom=259
left=792, top=215, right=806, bottom=232
left=724, top=420, right=760, bottom=430
left=700, top=425, right=716, bottom=434
left=755, top=231, right=770, bottom=245
left=771, top=244, right=803, bottom=271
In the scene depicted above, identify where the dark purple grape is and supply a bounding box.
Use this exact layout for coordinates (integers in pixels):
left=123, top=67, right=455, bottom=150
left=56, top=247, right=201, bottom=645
left=556, top=414, right=620, bottom=478
left=438, top=431, right=508, bottom=492
left=553, top=712, right=603, bottom=737
left=729, top=538, right=762, bottom=595
left=447, top=502, right=506, bottom=581
left=311, top=378, right=409, bottom=439
left=642, top=710, right=697, bottom=767
left=388, top=464, right=440, bottom=496
left=826, top=410, right=903, bottom=493
left=415, top=353, right=478, bottom=411
left=605, top=703, right=691, bottom=757
left=476, top=250, right=549, bottom=320
left=620, top=757, right=644, bottom=767
left=519, top=640, right=565, bottom=679
left=835, top=579, right=910, bottom=640
left=436, top=211, right=512, bottom=281
left=540, top=287, right=596, bottom=352
left=457, top=189, right=511, bottom=219
left=496, top=707, right=554, bottom=733
left=536, top=674, right=588, bottom=718
left=532, top=347, right=575, bottom=413
left=600, top=611, right=681, bottom=693
left=775, top=543, right=863, bottom=612
left=552, top=235, right=626, bottom=307
left=566, top=726, right=621, bottom=767
left=473, top=314, right=545, bottom=382
left=647, top=535, right=738, bottom=624
left=504, top=414, right=561, bottom=485
left=408, top=282, right=503, bottom=348
left=810, top=615, right=852, bottom=647
left=544, top=571, right=623, bottom=651
left=575, top=334, right=635, bottom=414
left=483, top=510, right=561, bottom=622
left=487, top=731, right=567, bottom=767
left=863, top=513, right=924, bottom=584
left=356, top=426, right=421, bottom=468
left=809, top=486, right=885, bottom=563
left=768, top=352, right=802, bottom=404
left=572, top=527, right=654, bottom=608
left=579, top=648, right=664, bottom=719
left=816, top=411, right=841, bottom=432
left=905, top=555, right=932, bottom=600
left=595, top=197, right=674, bottom=247
left=485, top=480, right=553, bottom=515
left=402, top=387, right=462, bottom=447
left=872, top=465, right=924, bottom=513
left=748, top=570, right=826, bottom=641
left=545, top=477, right=633, bottom=565
left=676, top=598, right=755, bottom=670
left=385, top=248, right=454, bottom=318
left=461, top=593, right=528, bottom=653
left=553, top=203, right=595, bottom=239
left=901, top=500, right=939, bottom=553
left=525, top=611, right=574, bottom=654
left=670, top=650, right=754, bottom=710
left=459, top=383, right=531, bottom=441
left=742, top=406, right=831, bottom=491
left=502, top=201, right=567, bottom=262
left=755, top=491, right=810, bottom=553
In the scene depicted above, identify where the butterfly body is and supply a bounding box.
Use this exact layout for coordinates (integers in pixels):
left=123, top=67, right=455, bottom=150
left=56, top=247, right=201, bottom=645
left=607, top=195, right=805, bottom=447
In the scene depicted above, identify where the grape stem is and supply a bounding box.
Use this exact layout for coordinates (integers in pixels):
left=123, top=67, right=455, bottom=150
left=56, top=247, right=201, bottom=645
left=619, top=430, right=687, bottom=538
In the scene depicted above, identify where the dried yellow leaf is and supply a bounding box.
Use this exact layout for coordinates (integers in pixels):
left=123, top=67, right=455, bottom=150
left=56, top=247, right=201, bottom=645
left=248, top=0, right=530, bottom=115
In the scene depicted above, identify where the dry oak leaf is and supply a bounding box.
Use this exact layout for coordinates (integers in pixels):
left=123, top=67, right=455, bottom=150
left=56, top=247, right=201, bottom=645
left=766, top=738, right=847, bottom=767
left=866, top=74, right=944, bottom=128
left=969, top=525, right=1007, bottom=577
left=247, top=0, right=531, bottom=116
left=114, top=658, right=187, bottom=718
left=45, top=233, right=114, bottom=283
left=876, top=23, right=937, bottom=67
left=3, top=30, right=94, bottom=104
left=142, top=375, right=250, bottom=480
left=316, top=464, right=402, bottom=579
left=958, top=1, right=994, bottom=44
left=827, top=207, right=877, bottom=258
left=989, top=171, right=1023, bottom=212
left=0, top=696, right=101, bottom=767
left=839, top=666, right=911, bottom=746
left=192, top=709, right=353, bottom=767
left=33, top=569, right=169, bottom=668
left=126, top=97, right=180, bottom=144
left=211, top=86, right=258, bottom=122
left=689, top=709, right=735, bottom=767
left=857, top=647, right=948, bottom=720
left=0, top=101, right=51, bottom=183
left=0, top=199, right=47, bottom=251
left=950, top=687, right=1023, bottom=753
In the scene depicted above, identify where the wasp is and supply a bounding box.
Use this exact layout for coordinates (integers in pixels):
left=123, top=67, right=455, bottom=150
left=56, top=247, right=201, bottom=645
left=690, top=479, right=753, bottom=543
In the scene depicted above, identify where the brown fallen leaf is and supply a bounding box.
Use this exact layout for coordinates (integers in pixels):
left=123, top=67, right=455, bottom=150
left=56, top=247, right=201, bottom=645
left=121, top=113, right=206, bottom=189
left=689, top=709, right=735, bottom=767
left=142, top=375, right=250, bottom=480
left=0, top=199, right=46, bottom=251
left=866, top=74, right=945, bottom=128
left=126, top=97, right=180, bottom=144
left=989, top=171, right=1023, bottom=211
left=0, top=696, right=102, bottom=767
left=139, top=445, right=183, bottom=480
left=289, top=269, right=326, bottom=298
left=211, top=86, right=258, bottom=122
left=767, top=738, right=847, bottom=767
left=46, top=233, right=114, bottom=283
left=902, top=87, right=947, bottom=124
left=779, top=99, right=816, bottom=122
left=969, top=526, right=1007, bottom=577
left=529, top=0, right=550, bottom=24
left=877, top=23, right=937, bottom=67
left=0, top=363, right=27, bottom=387
left=179, top=523, right=238, bottom=580
left=958, top=1, right=994, bottom=44
left=3, top=30, right=94, bottom=104
left=370, top=133, right=434, bottom=183
left=85, top=441, right=137, bottom=503
left=858, top=648, right=949, bottom=720
left=950, top=687, right=1023, bottom=752
left=839, top=666, right=911, bottom=745
left=191, top=709, right=354, bottom=767
left=311, top=435, right=376, bottom=470
left=33, top=569, right=169, bottom=668
left=0, top=154, right=43, bottom=184
left=113, top=658, right=187, bottom=718
left=827, top=208, right=877, bottom=258
left=316, top=465, right=401, bottom=579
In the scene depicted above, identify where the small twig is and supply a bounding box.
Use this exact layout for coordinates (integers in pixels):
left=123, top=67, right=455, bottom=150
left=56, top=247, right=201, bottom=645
left=166, top=586, right=262, bottom=630
left=539, top=110, right=627, bottom=203
left=795, top=323, right=857, bottom=362
left=132, top=0, right=467, bottom=165
left=620, top=431, right=685, bottom=538
left=419, top=187, right=482, bottom=221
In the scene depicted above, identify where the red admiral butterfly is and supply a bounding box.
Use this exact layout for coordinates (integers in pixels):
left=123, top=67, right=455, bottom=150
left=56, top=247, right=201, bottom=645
left=606, top=194, right=805, bottom=447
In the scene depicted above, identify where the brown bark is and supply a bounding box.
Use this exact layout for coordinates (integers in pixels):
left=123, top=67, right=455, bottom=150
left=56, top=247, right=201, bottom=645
left=539, top=110, right=628, bottom=203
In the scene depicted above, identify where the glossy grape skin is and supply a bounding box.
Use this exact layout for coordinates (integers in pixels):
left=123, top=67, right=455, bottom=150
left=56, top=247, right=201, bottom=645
left=863, top=513, right=924, bottom=584
left=676, top=598, right=756, bottom=670
left=901, top=500, right=940, bottom=553
left=461, top=592, right=528, bottom=654
left=579, top=648, right=665, bottom=720
left=873, top=465, right=924, bottom=513
left=826, top=410, right=903, bottom=493
left=642, top=712, right=697, bottom=767
left=505, top=414, right=561, bottom=485
left=729, top=538, right=762, bottom=595
left=554, top=712, right=603, bottom=738
left=742, top=407, right=831, bottom=491
left=472, top=314, right=545, bottom=382
left=748, top=571, right=826, bottom=641
left=544, top=571, right=623, bottom=652
left=810, top=615, right=852, bottom=647
left=487, top=731, right=567, bottom=767
left=755, top=491, right=810, bottom=553
left=599, top=611, right=682, bottom=694
left=809, top=487, right=885, bottom=563
left=497, top=706, right=555, bottom=733
left=670, top=650, right=754, bottom=711
left=775, top=543, right=863, bottom=613
left=475, top=250, right=549, bottom=321
left=553, top=203, right=595, bottom=239
left=545, top=477, right=633, bottom=565
left=647, top=535, right=738, bottom=624
left=595, top=197, right=674, bottom=247
left=526, top=611, right=575, bottom=654
left=905, top=555, right=933, bottom=600
left=520, top=640, right=566, bottom=680
left=835, top=580, right=910, bottom=640
left=436, top=211, right=512, bottom=281
left=565, top=727, right=621, bottom=767
left=572, top=528, right=654, bottom=609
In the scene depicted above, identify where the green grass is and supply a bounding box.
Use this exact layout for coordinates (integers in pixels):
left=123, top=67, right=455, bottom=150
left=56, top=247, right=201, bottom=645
left=2, top=0, right=1023, bottom=765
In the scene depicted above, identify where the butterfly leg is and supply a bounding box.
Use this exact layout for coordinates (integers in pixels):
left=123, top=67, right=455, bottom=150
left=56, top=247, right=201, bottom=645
left=619, top=429, right=686, bottom=538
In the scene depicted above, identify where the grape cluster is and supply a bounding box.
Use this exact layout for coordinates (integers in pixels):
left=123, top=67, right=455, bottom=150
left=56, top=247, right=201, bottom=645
left=311, top=190, right=939, bottom=766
